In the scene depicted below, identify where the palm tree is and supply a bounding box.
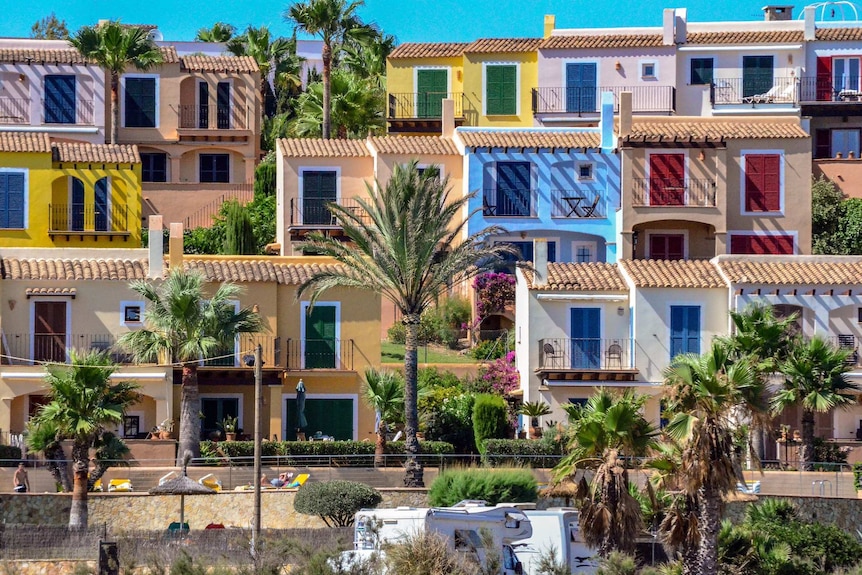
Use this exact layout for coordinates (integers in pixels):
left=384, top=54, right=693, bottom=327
left=362, top=367, right=404, bottom=465
left=296, top=161, right=515, bottom=486
left=290, top=68, right=384, bottom=138
left=25, top=420, right=72, bottom=492
left=553, top=389, right=657, bottom=557
left=772, top=335, right=858, bottom=470
left=663, top=342, right=759, bottom=575
left=286, top=0, right=375, bottom=139
left=341, top=31, right=395, bottom=89
left=195, top=22, right=236, bottom=42
left=226, top=26, right=294, bottom=117
left=30, top=351, right=140, bottom=528
left=117, top=269, right=263, bottom=464
left=70, top=21, right=163, bottom=144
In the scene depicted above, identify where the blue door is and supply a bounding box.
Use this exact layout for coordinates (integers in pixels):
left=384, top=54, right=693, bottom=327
left=94, top=178, right=109, bottom=231
left=71, top=178, right=85, bottom=231
left=571, top=308, right=601, bottom=368
left=565, top=63, right=597, bottom=113
left=45, top=75, right=76, bottom=124
left=495, top=162, right=531, bottom=216
left=670, top=306, right=700, bottom=360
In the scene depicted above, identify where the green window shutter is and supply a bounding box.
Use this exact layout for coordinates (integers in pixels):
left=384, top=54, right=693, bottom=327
left=125, top=78, right=156, bottom=128
left=305, top=305, right=337, bottom=368
left=486, top=65, right=517, bottom=115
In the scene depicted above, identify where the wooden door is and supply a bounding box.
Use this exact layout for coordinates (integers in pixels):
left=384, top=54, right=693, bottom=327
left=34, top=301, right=66, bottom=363
left=305, top=305, right=336, bottom=368
left=416, top=69, right=447, bottom=118
left=648, top=154, right=685, bottom=205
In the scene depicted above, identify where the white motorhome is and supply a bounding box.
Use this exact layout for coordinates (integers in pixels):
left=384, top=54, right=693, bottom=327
left=513, top=508, right=599, bottom=574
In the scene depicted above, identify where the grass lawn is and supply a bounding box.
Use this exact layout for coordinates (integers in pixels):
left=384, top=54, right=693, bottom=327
left=381, top=341, right=479, bottom=364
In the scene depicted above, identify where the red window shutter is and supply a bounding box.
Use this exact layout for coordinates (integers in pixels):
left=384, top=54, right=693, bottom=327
left=730, top=235, right=753, bottom=254
left=649, top=154, right=686, bottom=206
left=744, top=154, right=781, bottom=212
left=667, top=235, right=684, bottom=260
left=816, top=57, right=833, bottom=101
left=649, top=234, right=665, bottom=259
left=744, top=155, right=765, bottom=211
left=815, top=129, right=831, bottom=159
left=650, top=234, right=685, bottom=260
left=763, top=235, right=794, bottom=254
left=762, top=155, right=781, bottom=211
left=730, top=234, right=793, bottom=254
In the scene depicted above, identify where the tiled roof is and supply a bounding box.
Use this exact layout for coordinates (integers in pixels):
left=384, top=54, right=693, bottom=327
left=457, top=130, right=601, bottom=150
left=716, top=259, right=862, bottom=285
left=53, top=142, right=141, bottom=164
left=159, top=46, right=179, bottom=64
left=278, top=138, right=371, bottom=158
left=0, top=132, right=52, bottom=153
left=25, top=287, right=77, bottom=297
left=620, top=259, right=726, bottom=288
left=0, top=258, right=148, bottom=281
left=389, top=42, right=469, bottom=59
left=524, top=262, right=626, bottom=291
left=180, top=55, right=259, bottom=73
left=685, top=30, right=804, bottom=44
left=182, top=259, right=347, bottom=284
left=816, top=27, right=862, bottom=41
left=0, top=47, right=88, bottom=64
left=541, top=34, right=664, bottom=50
left=622, top=120, right=809, bottom=142
left=464, top=38, right=544, bottom=53
left=368, top=136, right=458, bottom=156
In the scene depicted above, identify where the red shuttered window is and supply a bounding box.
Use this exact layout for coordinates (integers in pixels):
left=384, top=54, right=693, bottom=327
left=730, top=234, right=794, bottom=255
left=744, top=154, right=781, bottom=212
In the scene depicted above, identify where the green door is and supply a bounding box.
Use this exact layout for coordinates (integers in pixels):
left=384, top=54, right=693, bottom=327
left=285, top=398, right=354, bottom=440
left=305, top=305, right=337, bottom=368
left=416, top=69, right=448, bottom=118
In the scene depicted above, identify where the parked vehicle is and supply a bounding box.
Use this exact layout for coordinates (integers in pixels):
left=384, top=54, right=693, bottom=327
left=513, top=507, right=599, bottom=574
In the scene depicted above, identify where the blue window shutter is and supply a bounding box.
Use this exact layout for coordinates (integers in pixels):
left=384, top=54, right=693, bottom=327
left=670, top=306, right=700, bottom=359
left=548, top=242, right=556, bottom=263
left=45, top=75, right=76, bottom=124
left=570, top=307, right=601, bottom=368
left=0, top=173, right=25, bottom=228
left=0, top=174, right=9, bottom=228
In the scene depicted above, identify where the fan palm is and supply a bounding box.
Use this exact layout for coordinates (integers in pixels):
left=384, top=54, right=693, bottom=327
left=195, top=22, right=236, bottom=42
left=772, top=335, right=857, bottom=470
left=290, top=68, right=384, bottom=138
left=362, top=367, right=404, bottom=465
left=25, top=419, right=71, bottom=493
left=117, top=269, right=264, bottom=464
left=30, top=351, right=140, bottom=528
left=297, top=161, right=515, bottom=486
left=227, top=26, right=294, bottom=116
left=70, top=21, right=163, bottom=144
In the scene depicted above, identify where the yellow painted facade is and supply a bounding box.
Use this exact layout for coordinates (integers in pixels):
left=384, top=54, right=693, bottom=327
left=463, top=51, right=537, bottom=128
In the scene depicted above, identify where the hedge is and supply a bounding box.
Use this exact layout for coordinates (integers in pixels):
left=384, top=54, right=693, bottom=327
left=0, top=445, right=22, bottom=466
left=482, top=439, right=565, bottom=468
left=428, top=467, right=538, bottom=506
left=199, top=439, right=454, bottom=465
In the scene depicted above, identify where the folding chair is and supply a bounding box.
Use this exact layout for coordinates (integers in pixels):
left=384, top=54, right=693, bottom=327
left=578, top=195, right=601, bottom=217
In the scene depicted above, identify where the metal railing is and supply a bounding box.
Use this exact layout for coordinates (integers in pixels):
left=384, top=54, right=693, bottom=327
left=482, top=188, right=538, bottom=217
left=284, top=338, right=355, bottom=370
left=539, top=337, right=634, bottom=370
left=549, top=190, right=605, bottom=218
left=710, top=76, right=797, bottom=105
left=631, top=178, right=717, bottom=207
left=41, top=99, right=94, bottom=125
left=798, top=75, right=862, bottom=102
left=178, top=104, right=248, bottom=130
left=202, top=335, right=282, bottom=368
left=48, top=204, right=129, bottom=233
left=183, top=184, right=254, bottom=229
left=828, top=334, right=862, bottom=366
left=387, top=92, right=464, bottom=119
left=288, top=197, right=371, bottom=227
left=0, top=97, right=29, bottom=124
left=531, top=86, right=675, bottom=114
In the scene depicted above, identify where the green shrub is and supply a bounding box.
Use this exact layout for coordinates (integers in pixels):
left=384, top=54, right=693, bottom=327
left=418, top=367, right=464, bottom=391
left=854, top=462, right=862, bottom=490
left=0, top=445, right=22, bottom=465
left=384, top=530, right=479, bottom=575
left=427, top=467, right=537, bottom=506
left=253, top=155, right=276, bottom=197
left=472, top=394, right=510, bottom=454
left=387, top=322, right=406, bottom=344
left=482, top=438, right=564, bottom=467
left=294, top=480, right=382, bottom=527
left=199, top=439, right=454, bottom=464
left=812, top=437, right=848, bottom=470
left=423, top=392, right=476, bottom=453
left=470, top=332, right=513, bottom=361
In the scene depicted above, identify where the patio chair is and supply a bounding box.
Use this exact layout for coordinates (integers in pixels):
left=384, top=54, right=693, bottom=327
left=198, top=473, right=222, bottom=492
left=577, top=195, right=601, bottom=218
left=284, top=473, right=310, bottom=489
left=605, top=342, right=623, bottom=368
left=108, top=479, right=133, bottom=492
left=743, top=83, right=795, bottom=104
left=168, top=522, right=190, bottom=533
left=543, top=342, right=561, bottom=367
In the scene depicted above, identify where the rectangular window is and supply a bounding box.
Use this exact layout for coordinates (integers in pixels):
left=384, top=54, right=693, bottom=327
left=485, top=64, right=517, bottom=115
left=690, top=58, right=714, bottom=85
left=0, top=172, right=26, bottom=229
left=493, top=161, right=532, bottom=216
left=565, top=62, right=597, bottom=113
left=574, top=243, right=594, bottom=263
left=302, top=170, right=338, bottom=225
left=730, top=234, right=794, bottom=255
left=649, top=234, right=685, bottom=260
left=496, top=240, right=555, bottom=273
left=123, top=415, right=140, bottom=438
left=578, top=163, right=594, bottom=180
left=834, top=57, right=861, bottom=94
left=670, top=305, right=700, bottom=359
left=641, top=62, right=656, bottom=79
left=199, top=153, right=230, bottom=183
left=832, top=129, right=861, bottom=158
left=140, top=152, right=167, bottom=182
left=305, top=304, right=337, bottom=369
left=124, top=77, right=157, bottom=128
left=744, top=154, right=781, bottom=212
left=742, top=55, right=774, bottom=99
left=44, top=75, right=76, bottom=124
left=200, top=397, right=239, bottom=440
left=815, top=129, right=831, bottom=159
left=285, top=397, right=354, bottom=441
left=857, top=307, right=862, bottom=323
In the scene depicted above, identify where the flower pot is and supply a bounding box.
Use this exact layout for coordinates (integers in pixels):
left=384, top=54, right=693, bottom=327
left=159, top=431, right=172, bottom=440
left=225, top=432, right=237, bottom=442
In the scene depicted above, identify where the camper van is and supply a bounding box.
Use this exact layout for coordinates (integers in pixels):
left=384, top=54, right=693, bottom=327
left=514, top=508, right=599, bottom=574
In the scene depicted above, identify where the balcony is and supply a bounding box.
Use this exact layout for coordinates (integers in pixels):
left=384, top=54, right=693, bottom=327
left=710, top=77, right=796, bottom=106
left=287, top=197, right=370, bottom=238
left=0, top=98, right=29, bottom=124
left=42, top=99, right=95, bottom=125
left=482, top=188, right=538, bottom=217
left=632, top=179, right=717, bottom=207
left=48, top=204, right=130, bottom=240
left=537, top=338, right=638, bottom=382
left=829, top=334, right=862, bottom=367
left=178, top=104, right=248, bottom=130
left=798, top=76, right=862, bottom=116
left=531, top=86, right=675, bottom=115
left=550, top=190, right=605, bottom=218
left=285, top=338, right=355, bottom=370
left=386, top=92, right=465, bottom=133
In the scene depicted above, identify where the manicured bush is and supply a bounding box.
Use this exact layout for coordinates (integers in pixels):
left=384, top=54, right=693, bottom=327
left=418, top=367, right=463, bottom=390
left=253, top=156, right=276, bottom=197
left=428, top=467, right=538, bottom=506
left=294, top=480, right=382, bottom=527
left=812, top=437, right=848, bottom=471
left=483, top=438, right=565, bottom=467
left=199, top=439, right=454, bottom=464
left=472, top=394, right=510, bottom=454
left=423, top=392, right=476, bottom=453
left=0, top=445, right=22, bottom=465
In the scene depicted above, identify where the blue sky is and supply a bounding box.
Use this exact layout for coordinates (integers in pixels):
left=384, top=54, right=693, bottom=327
left=0, top=1, right=829, bottom=43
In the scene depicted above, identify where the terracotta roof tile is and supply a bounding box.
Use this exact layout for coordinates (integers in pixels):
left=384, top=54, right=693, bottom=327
left=716, top=259, right=862, bottom=285
left=464, top=38, right=543, bottom=53
left=541, top=33, right=664, bottom=50
left=620, top=259, right=726, bottom=288
left=25, top=287, right=77, bottom=297
left=53, top=142, right=141, bottom=164
left=0, top=47, right=87, bottom=64
left=159, top=46, right=179, bottom=64
left=389, top=42, right=468, bottom=59
left=181, top=259, right=348, bottom=284
left=686, top=30, right=804, bottom=44
left=278, top=138, right=371, bottom=158
left=524, top=262, right=626, bottom=291
left=623, top=119, right=809, bottom=142
left=368, top=136, right=458, bottom=156
left=457, top=129, right=601, bottom=150
left=180, top=55, right=259, bottom=73
left=0, top=132, right=52, bottom=153
left=816, top=27, right=862, bottom=41
left=0, top=258, right=148, bottom=281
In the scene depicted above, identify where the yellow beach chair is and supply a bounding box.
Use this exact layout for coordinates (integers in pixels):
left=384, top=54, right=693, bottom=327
left=285, top=473, right=309, bottom=489
left=198, top=473, right=222, bottom=492
left=108, top=479, right=133, bottom=492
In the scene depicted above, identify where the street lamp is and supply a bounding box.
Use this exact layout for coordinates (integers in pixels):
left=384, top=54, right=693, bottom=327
left=244, top=344, right=263, bottom=558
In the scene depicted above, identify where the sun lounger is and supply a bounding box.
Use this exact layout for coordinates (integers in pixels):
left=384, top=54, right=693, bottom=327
left=198, top=473, right=222, bottom=492
left=108, top=479, right=133, bottom=492
left=284, top=473, right=310, bottom=489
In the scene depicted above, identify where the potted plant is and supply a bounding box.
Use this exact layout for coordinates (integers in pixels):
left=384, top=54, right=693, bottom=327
left=518, top=401, right=552, bottom=439
left=157, top=418, right=174, bottom=440
left=219, top=415, right=238, bottom=441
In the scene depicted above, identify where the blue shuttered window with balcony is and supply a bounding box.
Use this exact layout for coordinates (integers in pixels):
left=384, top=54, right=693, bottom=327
left=0, top=172, right=25, bottom=229
left=565, top=63, right=597, bottom=113
left=44, top=75, right=76, bottom=124
left=495, top=162, right=531, bottom=216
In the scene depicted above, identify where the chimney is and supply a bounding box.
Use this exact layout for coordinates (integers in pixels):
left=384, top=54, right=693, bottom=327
left=763, top=5, right=794, bottom=21
left=533, top=239, right=549, bottom=289
left=662, top=8, right=675, bottom=45
left=543, top=14, right=556, bottom=39
left=147, top=215, right=164, bottom=279
left=441, top=99, right=455, bottom=139
left=169, top=222, right=183, bottom=271
left=804, top=5, right=816, bottom=41
left=600, top=91, right=614, bottom=151
left=674, top=8, right=688, bottom=44
left=618, top=91, right=633, bottom=139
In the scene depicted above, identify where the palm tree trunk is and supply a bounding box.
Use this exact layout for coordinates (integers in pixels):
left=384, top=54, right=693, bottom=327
left=110, top=71, right=119, bottom=145
left=800, top=408, right=816, bottom=472
left=322, top=42, right=332, bottom=140
left=375, top=419, right=386, bottom=467
left=45, top=443, right=72, bottom=492
left=698, top=485, right=721, bottom=575
left=402, top=314, right=424, bottom=487
left=69, top=441, right=89, bottom=528
left=178, top=364, right=201, bottom=465
left=681, top=543, right=700, bottom=575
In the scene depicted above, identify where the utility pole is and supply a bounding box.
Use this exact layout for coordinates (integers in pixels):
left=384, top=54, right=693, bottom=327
left=252, top=343, right=263, bottom=557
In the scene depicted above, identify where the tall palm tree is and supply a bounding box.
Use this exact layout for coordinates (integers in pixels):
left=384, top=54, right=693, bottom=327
left=663, top=342, right=759, bottom=575
left=25, top=419, right=72, bottom=493
left=290, top=68, right=384, bottom=138
left=286, top=0, right=375, bottom=139
left=297, top=161, right=515, bottom=487
left=772, top=335, right=857, bottom=470
left=362, top=367, right=404, bottom=465
left=195, top=22, right=236, bottom=42
left=341, top=31, right=395, bottom=89
left=118, top=269, right=263, bottom=464
left=30, top=351, right=140, bottom=528
left=70, top=21, right=163, bottom=144
left=226, top=26, right=294, bottom=117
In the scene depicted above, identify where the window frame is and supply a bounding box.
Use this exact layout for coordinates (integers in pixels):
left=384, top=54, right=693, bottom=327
left=199, top=153, right=231, bottom=184
left=690, top=57, right=714, bottom=85
left=668, top=304, right=702, bottom=359
left=740, top=149, right=784, bottom=216
left=121, top=74, right=160, bottom=128
left=140, top=152, right=168, bottom=183
left=577, top=163, right=594, bottom=181
left=482, top=62, right=520, bottom=116
left=572, top=240, right=597, bottom=263
left=0, top=168, right=28, bottom=230
left=728, top=232, right=797, bottom=255
left=640, top=60, right=657, bottom=80
left=120, top=300, right=145, bottom=327
left=300, top=300, right=342, bottom=370
left=645, top=230, right=688, bottom=260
